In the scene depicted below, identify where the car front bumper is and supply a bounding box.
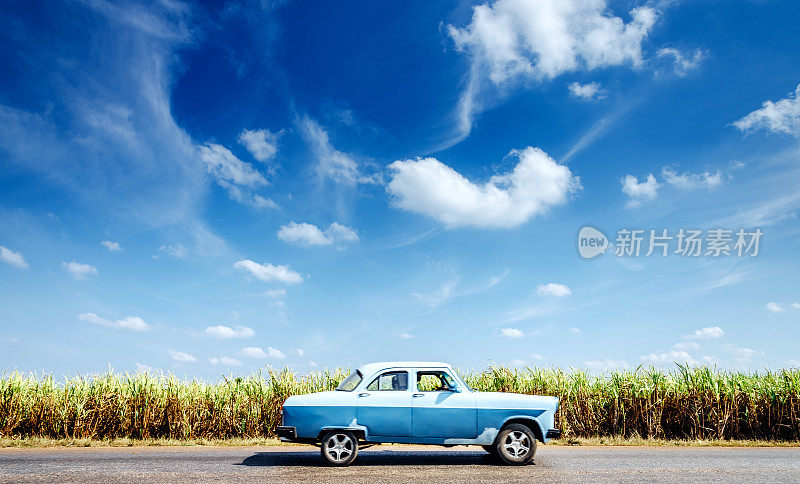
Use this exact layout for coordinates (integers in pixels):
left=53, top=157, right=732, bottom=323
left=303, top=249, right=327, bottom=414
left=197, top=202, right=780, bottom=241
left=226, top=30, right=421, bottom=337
left=546, top=428, right=561, bottom=439
left=276, top=426, right=297, bottom=441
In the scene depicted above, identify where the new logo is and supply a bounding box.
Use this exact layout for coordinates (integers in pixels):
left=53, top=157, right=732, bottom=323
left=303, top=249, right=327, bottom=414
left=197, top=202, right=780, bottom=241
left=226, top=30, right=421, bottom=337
left=578, top=226, right=608, bottom=259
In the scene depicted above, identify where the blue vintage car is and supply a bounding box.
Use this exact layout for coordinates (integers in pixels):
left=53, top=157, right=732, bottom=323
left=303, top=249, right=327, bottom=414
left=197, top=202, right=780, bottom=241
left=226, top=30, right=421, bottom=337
left=277, top=361, right=560, bottom=466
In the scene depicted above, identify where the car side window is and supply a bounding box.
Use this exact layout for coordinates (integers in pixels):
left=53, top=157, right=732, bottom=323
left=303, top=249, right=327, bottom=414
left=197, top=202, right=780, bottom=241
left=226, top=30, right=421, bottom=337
left=366, top=371, right=409, bottom=391
left=416, top=371, right=457, bottom=392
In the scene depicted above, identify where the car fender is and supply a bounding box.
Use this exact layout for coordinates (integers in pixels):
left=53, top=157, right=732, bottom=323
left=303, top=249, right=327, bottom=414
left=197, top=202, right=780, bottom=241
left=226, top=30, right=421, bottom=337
left=499, top=415, right=545, bottom=442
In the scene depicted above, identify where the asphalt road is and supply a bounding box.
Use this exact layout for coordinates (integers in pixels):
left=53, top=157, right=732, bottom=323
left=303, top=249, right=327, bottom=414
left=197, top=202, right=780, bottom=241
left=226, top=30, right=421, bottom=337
left=2, top=444, right=800, bottom=483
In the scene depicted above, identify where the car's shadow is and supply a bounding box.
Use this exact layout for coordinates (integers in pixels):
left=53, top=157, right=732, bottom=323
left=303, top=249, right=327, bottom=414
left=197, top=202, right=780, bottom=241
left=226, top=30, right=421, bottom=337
left=240, top=449, right=513, bottom=467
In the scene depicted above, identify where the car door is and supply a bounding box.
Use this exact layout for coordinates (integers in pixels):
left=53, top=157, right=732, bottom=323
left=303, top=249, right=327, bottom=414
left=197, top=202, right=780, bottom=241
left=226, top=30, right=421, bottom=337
left=411, top=369, right=477, bottom=439
left=356, top=370, right=413, bottom=437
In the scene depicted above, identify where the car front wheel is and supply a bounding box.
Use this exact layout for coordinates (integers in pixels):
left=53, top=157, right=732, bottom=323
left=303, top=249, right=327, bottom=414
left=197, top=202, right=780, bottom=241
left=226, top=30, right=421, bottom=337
left=320, top=430, right=358, bottom=466
left=494, top=423, right=537, bottom=465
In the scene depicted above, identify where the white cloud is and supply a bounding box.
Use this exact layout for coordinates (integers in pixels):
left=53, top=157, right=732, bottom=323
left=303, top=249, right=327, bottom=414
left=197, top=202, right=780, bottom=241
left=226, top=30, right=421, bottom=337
left=277, top=222, right=359, bottom=247
left=531, top=353, right=545, bottom=361
left=662, top=167, right=722, bottom=189
left=621, top=173, right=659, bottom=207
left=0, top=0, right=221, bottom=254
left=168, top=349, right=197, bottom=363
left=238, top=128, right=281, bottom=163
left=135, top=362, right=152, bottom=372
left=240, top=346, right=285, bottom=359
left=569, top=327, right=581, bottom=334
left=157, top=243, right=186, bottom=259
left=78, top=312, right=151, bottom=331
left=397, top=332, right=414, bottom=340
left=63, top=261, right=98, bottom=280
left=204, top=325, right=255, bottom=339
left=388, top=147, right=580, bottom=229
left=656, top=47, right=705, bottom=77
left=585, top=359, right=629, bottom=371
left=221, top=182, right=278, bottom=210
left=733, top=347, right=757, bottom=358
left=101, top=240, right=122, bottom=252
left=725, top=345, right=760, bottom=362
left=500, top=327, right=524, bottom=338
left=234, top=260, right=303, bottom=285
left=198, top=143, right=267, bottom=187
left=734, top=84, right=800, bottom=136
left=686, top=326, right=725, bottom=339
left=298, top=116, right=378, bottom=186
left=568, top=82, right=604, bottom=101
left=792, top=302, right=800, bottom=309
left=296, top=348, right=304, bottom=357
left=267, top=346, right=285, bottom=359
left=263, top=288, right=287, bottom=298
left=198, top=143, right=276, bottom=209
left=766, top=302, right=785, bottom=313
left=240, top=346, right=268, bottom=358
left=510, top=359, right=527, bottom=367
left=447, top=0, right=657, bottom=139
left=536, top=283, right=572, bottom=297
left=0, top=245, right=28, bottom=269
left=673, top=341, right=700, bottom=351
left=640, top=349, right=694, bottom=364
left=209, top=356, right=243, bottom=366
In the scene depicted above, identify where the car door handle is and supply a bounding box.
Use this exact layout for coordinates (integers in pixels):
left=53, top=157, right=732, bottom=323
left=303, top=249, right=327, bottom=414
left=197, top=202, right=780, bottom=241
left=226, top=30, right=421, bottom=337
left=413, top=393, right=424, bottom=397
left=358, top=392, right=371, bottom=397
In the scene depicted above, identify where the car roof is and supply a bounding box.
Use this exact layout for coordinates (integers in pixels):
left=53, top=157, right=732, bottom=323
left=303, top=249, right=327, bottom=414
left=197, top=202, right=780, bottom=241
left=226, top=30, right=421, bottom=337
left=357, top=361, right=452, bottom=377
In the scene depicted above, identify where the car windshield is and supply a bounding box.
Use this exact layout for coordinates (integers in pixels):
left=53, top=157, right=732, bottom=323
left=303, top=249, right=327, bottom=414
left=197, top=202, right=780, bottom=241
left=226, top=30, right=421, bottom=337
left=335, top=370, right=362, bottom=391
left=452, top=370, right=473, bottom=392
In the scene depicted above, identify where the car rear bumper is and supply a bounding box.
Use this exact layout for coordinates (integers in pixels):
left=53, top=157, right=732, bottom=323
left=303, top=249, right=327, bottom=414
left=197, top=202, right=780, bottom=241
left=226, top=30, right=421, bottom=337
left=276, top=426, right=297, bottom=441
left=546, top=428, right=561, bottom=439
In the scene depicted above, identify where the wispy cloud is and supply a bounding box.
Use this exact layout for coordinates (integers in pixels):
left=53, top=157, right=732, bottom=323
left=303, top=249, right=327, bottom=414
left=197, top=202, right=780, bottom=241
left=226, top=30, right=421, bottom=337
left=209, top=356, right=242, bottom=366
left=536, top=283, right=572, bottom=297
left=766, top=302, right=785, bottom=313
left=239, top=128, right=282, bottom=163
left=234, top=260, right=303, bottom=285
left=168, top=349, right=197, bottom=363
left=240, top=346, right=285, bottom=359
left=0, top=0, right=222, bottom=253
left=101, top=240, right=122, bottom=252
left=78, top=312, right=151, bottom=331
left=734, top=84, right=800, bottom=136
left=204, top=325, right=254, bottom=339
left=685, top=326, right=724, bottom=340
left=297, top=116, right=379, bottom=186
left=63, top=261, right=98, bottom=280
left=656, top=48, right=705, bottom=77
left=0, top=245, right=28, bottom=269
left=500, top=328, right=524, bottom=338
left=568, top=82, right=605, bottom=101
left=277, top=222, right=358, bottom=247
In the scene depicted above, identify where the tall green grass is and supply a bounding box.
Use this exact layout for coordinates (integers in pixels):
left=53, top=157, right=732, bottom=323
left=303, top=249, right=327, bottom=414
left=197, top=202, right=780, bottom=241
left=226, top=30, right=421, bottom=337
left=1, top=365, right=798, bottom=441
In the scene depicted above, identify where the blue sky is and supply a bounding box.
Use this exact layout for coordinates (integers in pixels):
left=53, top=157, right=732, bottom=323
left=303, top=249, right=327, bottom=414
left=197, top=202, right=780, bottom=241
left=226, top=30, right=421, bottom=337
left=1, top=0, right=799, bottom=378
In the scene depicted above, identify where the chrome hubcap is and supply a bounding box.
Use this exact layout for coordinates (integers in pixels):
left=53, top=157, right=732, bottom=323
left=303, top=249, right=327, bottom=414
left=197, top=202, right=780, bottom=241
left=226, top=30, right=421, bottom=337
left=325, top=433, right=353, bottom=462
left=503, top=431, right=530, bottom=458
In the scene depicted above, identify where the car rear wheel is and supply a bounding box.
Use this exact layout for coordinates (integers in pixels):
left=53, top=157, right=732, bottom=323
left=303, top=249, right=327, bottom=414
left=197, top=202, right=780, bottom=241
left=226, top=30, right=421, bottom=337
left=320, top=430, right=358, bottom=466
left=494, top=423, right=537, bottom=465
